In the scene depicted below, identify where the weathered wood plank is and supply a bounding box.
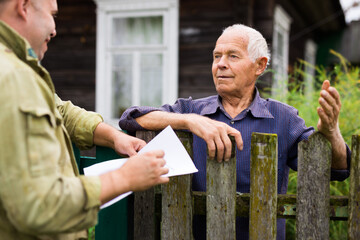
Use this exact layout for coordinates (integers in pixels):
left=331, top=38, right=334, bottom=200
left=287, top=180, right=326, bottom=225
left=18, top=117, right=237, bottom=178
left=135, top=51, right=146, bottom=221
left=296, top=132, right=331, bottom=239
left=186, top=193, right=348, bottom=220
left=161, top=131, right=193, bottom=240
left=249, top=133, right=278, bottom=240
left=348, top=135, right=360, bottom=239
left=161, top=175, right=193, bottom=240
left=134, top=131, right=157, bottom=240
left=206, top=138, right=236, bottom=239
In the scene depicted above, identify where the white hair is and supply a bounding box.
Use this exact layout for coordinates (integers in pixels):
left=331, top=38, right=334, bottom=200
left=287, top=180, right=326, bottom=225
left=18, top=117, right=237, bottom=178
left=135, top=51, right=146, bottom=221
left=222, top=24, right=271, bottom=65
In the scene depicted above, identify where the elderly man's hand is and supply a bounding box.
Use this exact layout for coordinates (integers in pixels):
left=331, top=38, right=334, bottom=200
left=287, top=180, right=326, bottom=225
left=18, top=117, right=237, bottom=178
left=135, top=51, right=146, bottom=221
left=317, top=80, right=342, bottom=140
left=185, top=114, right=243, bottom=162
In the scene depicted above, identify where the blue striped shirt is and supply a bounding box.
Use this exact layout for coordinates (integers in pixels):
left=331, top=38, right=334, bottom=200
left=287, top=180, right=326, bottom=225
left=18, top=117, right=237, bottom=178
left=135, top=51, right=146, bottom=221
left=119, top=88, right=350, bottom=239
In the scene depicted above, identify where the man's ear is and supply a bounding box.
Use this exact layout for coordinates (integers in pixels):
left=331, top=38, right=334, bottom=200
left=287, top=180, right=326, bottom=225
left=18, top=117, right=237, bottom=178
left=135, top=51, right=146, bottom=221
left=16, top=0, right=31, bottom=20
left=255, top=57, right=268, bottom=76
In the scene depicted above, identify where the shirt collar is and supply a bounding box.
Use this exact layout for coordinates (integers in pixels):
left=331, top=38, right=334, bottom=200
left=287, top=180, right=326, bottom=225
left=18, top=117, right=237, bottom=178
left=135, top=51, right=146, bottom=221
left=199, top=88, right=274, bottom=119
left=247, top=88, right=274, bottom=119
left=198, top=96, right=221, bottom=116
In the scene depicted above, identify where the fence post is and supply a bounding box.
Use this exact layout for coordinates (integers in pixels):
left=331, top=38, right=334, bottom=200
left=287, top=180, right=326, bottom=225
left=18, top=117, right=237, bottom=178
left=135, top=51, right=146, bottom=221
left=296, top=132, right=331, bottom=239
left=348, top=135, right=360, bottom=239
left=206, top=137, right=237, bottom=239
left=161, top=132, right=193, bottom=239
left=249, top=133, right=278, bottom=240
left=134, top=131, right=157, bottom=240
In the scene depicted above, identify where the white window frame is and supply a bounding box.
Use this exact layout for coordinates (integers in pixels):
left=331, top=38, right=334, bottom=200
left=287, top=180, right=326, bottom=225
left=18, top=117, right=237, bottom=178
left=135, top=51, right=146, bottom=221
left=304, top=39, right=317, bottom=98
left=93, top=0, right=179, bottom=125
left=271, top=5, right=292, bottom=100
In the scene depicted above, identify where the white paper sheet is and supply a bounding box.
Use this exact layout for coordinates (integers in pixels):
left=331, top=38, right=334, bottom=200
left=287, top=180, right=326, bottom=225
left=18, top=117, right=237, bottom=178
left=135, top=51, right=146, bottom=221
left=84, top=126, right=198, bottom=209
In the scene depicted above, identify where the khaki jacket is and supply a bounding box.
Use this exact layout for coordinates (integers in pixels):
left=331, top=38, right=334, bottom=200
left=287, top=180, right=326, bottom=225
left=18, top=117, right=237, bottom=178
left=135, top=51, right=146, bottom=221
left=0, top=21, right=102, bottom=240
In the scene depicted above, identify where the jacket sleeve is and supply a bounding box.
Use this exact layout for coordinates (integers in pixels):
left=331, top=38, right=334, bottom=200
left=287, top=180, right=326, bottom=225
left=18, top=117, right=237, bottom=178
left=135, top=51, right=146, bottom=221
left=0, top=69, right=102, bottom=235
left=55, top=94, right=103, bottom=150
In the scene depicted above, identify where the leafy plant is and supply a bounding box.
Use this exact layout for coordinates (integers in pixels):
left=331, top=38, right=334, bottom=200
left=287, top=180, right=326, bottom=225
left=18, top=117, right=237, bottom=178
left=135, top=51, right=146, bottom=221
left=88, top=226, right=95, bottom=240
left=266, top=51, right=360, bottom=239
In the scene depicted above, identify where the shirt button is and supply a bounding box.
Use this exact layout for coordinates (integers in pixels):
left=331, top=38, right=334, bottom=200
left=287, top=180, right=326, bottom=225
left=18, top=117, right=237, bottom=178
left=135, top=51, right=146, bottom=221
left=230, top=121, right=234, bottom=124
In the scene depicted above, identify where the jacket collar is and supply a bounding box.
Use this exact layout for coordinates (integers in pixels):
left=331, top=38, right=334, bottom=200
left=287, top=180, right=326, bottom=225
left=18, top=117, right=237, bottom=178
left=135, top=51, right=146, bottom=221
left=0, top=20, right=38, bottom=62
left=0, top=20, right=55, bottom=93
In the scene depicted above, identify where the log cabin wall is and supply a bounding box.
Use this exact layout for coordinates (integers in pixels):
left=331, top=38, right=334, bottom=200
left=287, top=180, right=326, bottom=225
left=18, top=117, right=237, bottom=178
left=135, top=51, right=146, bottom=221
left=178, top=0, right=255, bottom=99
left=252, top=0, right=275, bottom=93
left=42, top=0, right=345, bottom=111
left=42, top=0, right=97, bottom=111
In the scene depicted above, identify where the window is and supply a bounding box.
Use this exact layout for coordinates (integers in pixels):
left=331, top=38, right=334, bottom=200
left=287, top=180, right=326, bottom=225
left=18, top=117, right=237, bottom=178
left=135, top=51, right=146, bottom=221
left=304, top=39, right=317, bottom=98
left=271, top=5, right=292, bottom=100
left=94, top=0, right=179, bottom=124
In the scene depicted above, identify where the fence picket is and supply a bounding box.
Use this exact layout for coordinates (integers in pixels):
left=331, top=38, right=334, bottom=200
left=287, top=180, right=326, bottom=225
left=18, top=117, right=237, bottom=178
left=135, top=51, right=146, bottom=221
left=206, top=137, right=237, bottom=239
left=161, top=132, right=193, bottom=240
left=296, top=132, right=331, bottom=239
left=134, top=131, right=157, bottom=240
left=249, top=133, right=278, bottom=240
left=128, top=130, right=353, bottom=240
left=348, top=135, right=360, bottom=239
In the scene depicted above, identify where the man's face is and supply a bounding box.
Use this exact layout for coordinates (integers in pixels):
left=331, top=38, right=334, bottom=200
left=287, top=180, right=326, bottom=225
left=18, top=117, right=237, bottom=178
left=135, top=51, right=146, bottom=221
left=212, top=30, right=258, bottom=98
left=25, top=0, right=57, bottom=60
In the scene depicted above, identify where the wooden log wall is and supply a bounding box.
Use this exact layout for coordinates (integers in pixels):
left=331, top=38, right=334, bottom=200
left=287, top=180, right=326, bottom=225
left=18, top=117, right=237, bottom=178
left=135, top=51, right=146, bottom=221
left=40, top=0, right=346, bottom=112
left=42, top=0, right=97, bottom=111
left=178, top=0, right=255, bottom=99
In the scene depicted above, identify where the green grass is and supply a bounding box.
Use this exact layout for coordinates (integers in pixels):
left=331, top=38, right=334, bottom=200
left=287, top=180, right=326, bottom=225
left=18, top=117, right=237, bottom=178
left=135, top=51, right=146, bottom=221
left=268, top=51, right=359, bottom=239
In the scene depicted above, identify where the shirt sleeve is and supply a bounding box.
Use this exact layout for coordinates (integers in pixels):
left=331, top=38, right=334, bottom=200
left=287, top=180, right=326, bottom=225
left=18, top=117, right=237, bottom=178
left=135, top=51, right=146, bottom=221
left=286, top=106, right=350, bottom=181
left=330, top=144, right=351, bottom=181
left=55, top=95, right=103, bottom=150
left=0, top=70, right=101, bottom=235
left=119, top=97, right=195, bottom=131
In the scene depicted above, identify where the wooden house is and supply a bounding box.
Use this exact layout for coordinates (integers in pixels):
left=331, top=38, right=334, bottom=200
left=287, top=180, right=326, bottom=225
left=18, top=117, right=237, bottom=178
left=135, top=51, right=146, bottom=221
left=42, top=0, right=346, bottom=123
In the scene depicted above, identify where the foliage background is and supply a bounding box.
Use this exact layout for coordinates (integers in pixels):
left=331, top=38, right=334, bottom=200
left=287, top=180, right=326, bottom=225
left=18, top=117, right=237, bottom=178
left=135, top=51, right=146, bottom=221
left=266, top=51, right=360, bottom=239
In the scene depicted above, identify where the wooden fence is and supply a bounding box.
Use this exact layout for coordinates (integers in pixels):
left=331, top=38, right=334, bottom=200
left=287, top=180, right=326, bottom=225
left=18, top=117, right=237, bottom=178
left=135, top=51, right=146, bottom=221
left=128, top=130, right=360, bottom=240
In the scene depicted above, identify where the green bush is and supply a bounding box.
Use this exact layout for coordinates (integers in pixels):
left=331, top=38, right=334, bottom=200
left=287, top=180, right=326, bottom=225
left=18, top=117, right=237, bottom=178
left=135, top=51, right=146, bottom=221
left=88, top=226, right=95, bottom=240
left=267, top=51, right=360, bottom=239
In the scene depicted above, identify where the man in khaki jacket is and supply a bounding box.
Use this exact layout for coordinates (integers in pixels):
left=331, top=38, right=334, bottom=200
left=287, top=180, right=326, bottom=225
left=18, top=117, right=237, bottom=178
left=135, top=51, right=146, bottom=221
left=0, top=0, right=169, bottom=239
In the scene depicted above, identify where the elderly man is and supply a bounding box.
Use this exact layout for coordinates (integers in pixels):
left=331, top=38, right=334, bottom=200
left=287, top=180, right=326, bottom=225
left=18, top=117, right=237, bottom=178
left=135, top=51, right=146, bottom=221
left=0, top=0, right=169, bottom=239
left=119, top=24, right=350, bottom=239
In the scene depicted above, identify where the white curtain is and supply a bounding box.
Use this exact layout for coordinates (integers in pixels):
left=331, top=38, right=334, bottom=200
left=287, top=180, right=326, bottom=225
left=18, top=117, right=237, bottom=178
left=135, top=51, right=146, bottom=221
left=111, top=16, right=164, bottom=117
left=140, top=53, right=162, bottom=107
left=112, top=54, right=132, bottom=117
left=112, top=16, right=163, bottom=45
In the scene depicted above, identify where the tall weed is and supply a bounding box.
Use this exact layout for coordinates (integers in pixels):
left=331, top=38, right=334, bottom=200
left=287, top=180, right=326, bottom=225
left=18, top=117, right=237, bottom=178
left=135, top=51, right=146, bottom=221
left=266, top=51, right=360, bottom=239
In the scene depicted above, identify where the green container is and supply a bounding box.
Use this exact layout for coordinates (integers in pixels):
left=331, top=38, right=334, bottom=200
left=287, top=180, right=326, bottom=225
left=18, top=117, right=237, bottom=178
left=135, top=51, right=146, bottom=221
left=74, top=145, right=129, bottom=240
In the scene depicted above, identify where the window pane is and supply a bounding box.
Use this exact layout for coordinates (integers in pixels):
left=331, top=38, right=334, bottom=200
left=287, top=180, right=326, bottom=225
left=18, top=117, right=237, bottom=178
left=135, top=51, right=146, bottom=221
left=140, top=54, right=163, bottom=107
left=112, top=16, right=163, bottom=45
left=112, top=54, right=132, bottom=118
left=277, top=32, right=284, bottom=58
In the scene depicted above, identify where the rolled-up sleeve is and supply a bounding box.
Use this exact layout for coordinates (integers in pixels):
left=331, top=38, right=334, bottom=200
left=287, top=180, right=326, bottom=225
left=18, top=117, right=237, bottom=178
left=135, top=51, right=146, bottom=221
left=119, top=97, right=197, bottom=131
left=119, top=106, right=160, bottom=131
left=330, top=144, right=351, bottom=181
left=55, top=95, right=103, bottom=150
